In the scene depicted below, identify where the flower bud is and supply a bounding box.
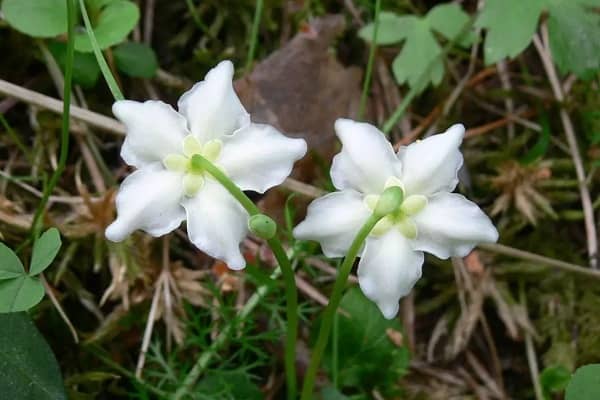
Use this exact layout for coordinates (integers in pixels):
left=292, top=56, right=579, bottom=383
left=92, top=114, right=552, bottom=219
left=248, top=214, right=277, bottom=239
left=373, top=186, right=404, bottom=218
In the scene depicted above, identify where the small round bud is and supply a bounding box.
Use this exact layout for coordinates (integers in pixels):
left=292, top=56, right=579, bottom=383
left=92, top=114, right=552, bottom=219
left=248, top=214, right=277, bottom=239
left=373, top=186, right=404, bottom=217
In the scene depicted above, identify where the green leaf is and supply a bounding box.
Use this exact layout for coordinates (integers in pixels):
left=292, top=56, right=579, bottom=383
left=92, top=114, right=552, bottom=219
left=359, top=6, right=473, bottom=90
left=113, top=42, right=158, bottom=78
left=520, top=114, right=551, bottom=164
left=0, top=242, right=25, bottom=280
left=547, top=0, right=600, bottom=78
left=391, top=18, right=445, bottom=91
left=541, top=365, right=572, bottom=399
left=565, top=364, right=600, bottom=400
left=29, top=228, right=61, bottom=276
left=476, top=0, right=545, bottom=65
left=195, top=371, right=262, bottom=400
left=48, top=42, right=101, bottom=88
left=426, top=3, right=475, bottom=46
left=358, top=12, right=413, bottom=45
left=0, top=276, right=45, bottom=313
left=75, top=0, right=140, bottom=52
left=2, top=0, right=67, bottom=38
left=323, top=288, right=410, bottom=393
left=320, top=386, right=351, bottom=400
left=0, top=312, right=67, bottom=399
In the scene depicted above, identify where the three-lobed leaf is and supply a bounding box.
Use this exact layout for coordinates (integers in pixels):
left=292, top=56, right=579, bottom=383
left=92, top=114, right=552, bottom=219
left=0, top=276, right=45, bottom=313
left=0, top=313, right=67, bottom=399
left=358, top=4, right=473, bottom=91
left=2, top=0, right=68, bottom=38
left=48, top=41, right=101, bottom=88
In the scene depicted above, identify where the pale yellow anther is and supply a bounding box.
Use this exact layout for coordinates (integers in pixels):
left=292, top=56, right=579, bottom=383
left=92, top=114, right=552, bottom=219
left=183, top=174, right=205, bottom=197
left=364, top=194, right=380, bottom=211
left=401, top=195, right=428, bottom=216
left=397, top=218, right=417, bottom=239
left=183, top=135, right=203, bottom=157
left=163, top=154, right=189, bottom=172
left=201, top=139, right=222, bottom=161
left=384, top=176, right=404, bottom=191
left=371, top=216, right=395, bottom=236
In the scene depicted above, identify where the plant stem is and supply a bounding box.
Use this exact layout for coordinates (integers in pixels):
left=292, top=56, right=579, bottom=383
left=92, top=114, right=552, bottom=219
left=78, top=0, right=124, bottom=101
left=358, top=0, right=381, bottom=120
left=246, top=0, right=264, bottom=72
left=189, top=155, right=298, bottom=400
left=300, top=214, right=382, bottom=399
left=30, top=0, right=76, bottom=237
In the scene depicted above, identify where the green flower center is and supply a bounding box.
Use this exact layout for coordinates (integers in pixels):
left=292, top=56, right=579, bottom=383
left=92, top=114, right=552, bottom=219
left=364, top=177, right=427, bottom=239
left=162, top=135, right=223, bottom=197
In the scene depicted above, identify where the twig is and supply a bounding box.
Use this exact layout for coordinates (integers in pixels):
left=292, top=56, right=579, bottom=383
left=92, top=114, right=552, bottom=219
left=479, top=243, right=600, bottom=280
left=41, top=274, right=79, bottom=343
left=0, top=79, right=126, bottom=135
left=533, top=26, right=598, bottom=268
left=520, top=284, right=544, bottom=400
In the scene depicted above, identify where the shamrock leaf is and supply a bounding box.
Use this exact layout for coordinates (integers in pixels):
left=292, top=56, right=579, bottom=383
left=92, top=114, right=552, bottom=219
left=0, top=228, right=61, bottom=313
left=565, top=364, right=600, bottom=400
left=113, top=42, right=159, bottom=78
left=359, top=4, right=473, bottom=91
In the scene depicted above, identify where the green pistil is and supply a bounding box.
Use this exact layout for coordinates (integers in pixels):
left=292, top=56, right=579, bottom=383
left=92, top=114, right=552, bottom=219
left=162, top=135, right=223, bottom=197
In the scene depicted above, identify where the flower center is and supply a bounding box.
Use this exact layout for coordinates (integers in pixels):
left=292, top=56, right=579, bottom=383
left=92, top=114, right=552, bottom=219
left=364, top=177, right=427, bottom=239
left=162, top=135, right=223, bottom=197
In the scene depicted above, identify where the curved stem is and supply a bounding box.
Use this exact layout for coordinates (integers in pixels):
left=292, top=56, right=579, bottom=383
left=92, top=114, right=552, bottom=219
left=30, top=0, right=76, bottom=237
left=191, top=155, right=298, bottom=399
left=300, top=214, right=382, bottom=399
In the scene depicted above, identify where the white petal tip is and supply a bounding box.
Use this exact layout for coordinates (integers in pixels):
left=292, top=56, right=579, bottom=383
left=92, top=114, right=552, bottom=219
left=445, top=123, right=466, bottom=141
left=112, top=100, right=133, bottom=120
left=105, top=221, right=128, bottom=242
left=209, top=60, right=234, bottom=80
left=379, top=302, right=400, bottom=320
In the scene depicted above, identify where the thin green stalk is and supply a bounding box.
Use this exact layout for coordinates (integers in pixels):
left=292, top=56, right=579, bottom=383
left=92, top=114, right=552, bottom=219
left=300, top=214, right=382, bottom=399
left=358, top=0, right=382, bottom=119
left=185, top=154, right=298, bottom=400
left=381, top=18, right=474, bottom=135
left=30, top=0, right=76, bottom=237
left=246, top=0, right=264, bottom=72
left=78, top=0, right=124, bottom=101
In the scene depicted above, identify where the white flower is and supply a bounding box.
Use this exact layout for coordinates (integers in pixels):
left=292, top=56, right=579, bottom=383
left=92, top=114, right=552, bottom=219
left=106, top=61, right=307, bottom=270
left=293, top=119, right=498, bottom=319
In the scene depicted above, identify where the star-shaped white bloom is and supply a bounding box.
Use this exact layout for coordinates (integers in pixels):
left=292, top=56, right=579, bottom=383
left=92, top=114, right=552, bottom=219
left=106, top=61, right=307, bottom=270
left=293, top=119, right=498, bottom=319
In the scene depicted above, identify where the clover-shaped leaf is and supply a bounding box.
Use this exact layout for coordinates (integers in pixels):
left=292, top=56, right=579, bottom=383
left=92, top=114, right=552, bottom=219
left=0, top=228, right=62, bottom=313
left=113, top=42, right=159, bottom=78
left=75, top=0, right=140, bottom=52
left=565, top=364, right=600, bottom=400
left=359, top=4, right=473, bottom=91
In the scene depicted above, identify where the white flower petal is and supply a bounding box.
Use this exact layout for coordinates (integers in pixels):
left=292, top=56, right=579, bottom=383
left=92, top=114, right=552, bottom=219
left=183, top=179, right=249, bottom=270
left=358, top=229, right=424, bottom=319
left=293, top=190, right=370, bottom=258
left=331, top=119, right=402, bottom=195
left=113, top=100, right=189, bottom=168
left=218, top=123, right=307, bottom=193
left=106, top=164, right=185, bottom=241
left=177, top=60, right=250, bottom=142
left=412, top=192, right=498, bottom=259
left=399, top=124, right=465, bottom=196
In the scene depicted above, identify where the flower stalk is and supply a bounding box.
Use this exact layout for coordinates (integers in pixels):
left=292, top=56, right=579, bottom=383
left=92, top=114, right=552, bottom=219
left=190, top=154, right=299, bottom=400
left=300, top=213, right=383, bottom=399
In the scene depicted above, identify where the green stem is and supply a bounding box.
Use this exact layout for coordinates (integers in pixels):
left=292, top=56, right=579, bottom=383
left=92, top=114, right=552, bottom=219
left=246, top=0, right=264, bottom=72
left=189, top=155, right=298, bottom=400
left=30, top=0, right=76, bottom=237
left=78, top=0, right=124, bottom=101
left=300, top=214, right=382, bottom=399
left=358, top=0, right=382, bottom=119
